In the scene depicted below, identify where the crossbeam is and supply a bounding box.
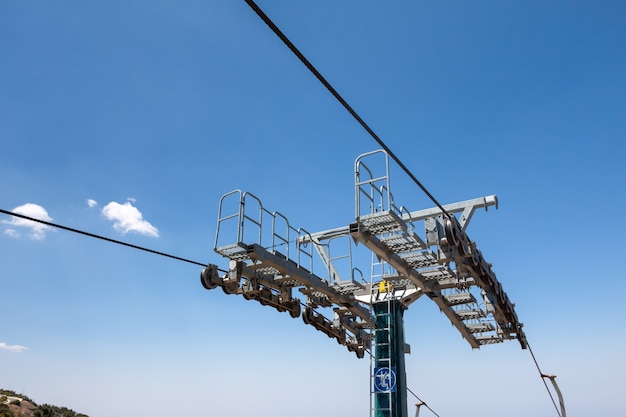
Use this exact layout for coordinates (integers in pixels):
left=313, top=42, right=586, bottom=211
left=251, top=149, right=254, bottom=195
left=298, top=194, right=498, bottom=244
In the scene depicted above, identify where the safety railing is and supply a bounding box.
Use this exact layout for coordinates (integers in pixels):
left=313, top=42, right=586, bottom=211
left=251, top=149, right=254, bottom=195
left=355, top=150, right=413, bottom=226
left=355, top=149, right=391, bottom=219
left=214, top=189, right=313, bottom=271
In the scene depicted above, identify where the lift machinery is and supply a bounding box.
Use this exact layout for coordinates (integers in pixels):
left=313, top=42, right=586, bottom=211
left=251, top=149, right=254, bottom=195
left=201, top=149, right=527, bottom=417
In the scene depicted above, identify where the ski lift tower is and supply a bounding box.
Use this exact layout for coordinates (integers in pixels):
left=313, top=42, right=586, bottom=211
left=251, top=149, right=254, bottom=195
left=202, top=149, right=527, bottom=417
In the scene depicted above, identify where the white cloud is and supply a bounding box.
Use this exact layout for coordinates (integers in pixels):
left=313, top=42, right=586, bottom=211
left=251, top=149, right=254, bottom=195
left=87, top=198, right=98, bottom=208
left=4, top=229, right=20, bottom=238
left=102, top=200, right=159, bottom=237
left=1, top=203, right=53, bottom=240
left=0, top=342, right=28, bottom=353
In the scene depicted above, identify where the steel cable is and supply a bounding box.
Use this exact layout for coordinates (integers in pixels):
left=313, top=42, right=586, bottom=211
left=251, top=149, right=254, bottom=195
left=407, top=387, right=441, bottom=417
left=243, top=0, right=451, bottom=218
left=0, top=208, right=211, bottom=268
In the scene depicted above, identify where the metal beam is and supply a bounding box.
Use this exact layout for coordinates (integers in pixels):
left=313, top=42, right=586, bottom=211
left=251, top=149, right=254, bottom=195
left=246, top=243, right=371, bottom=324
left=402, top=195, right=498, bottom=231
left=351, top=225, right=480, bottom=349
left=299, top=195, right=498, bottom=244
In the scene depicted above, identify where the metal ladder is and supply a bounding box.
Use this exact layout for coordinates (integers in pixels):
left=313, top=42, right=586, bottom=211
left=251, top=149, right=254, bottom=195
left=371, top=282, right=395, bottom=417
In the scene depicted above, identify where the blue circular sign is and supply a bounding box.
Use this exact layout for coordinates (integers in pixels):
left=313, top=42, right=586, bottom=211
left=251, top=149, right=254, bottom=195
left=374, top=366, right=396, bottom=392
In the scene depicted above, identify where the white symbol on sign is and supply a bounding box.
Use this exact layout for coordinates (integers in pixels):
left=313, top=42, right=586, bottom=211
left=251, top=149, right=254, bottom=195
left=374, top=367, right=396, bottom=392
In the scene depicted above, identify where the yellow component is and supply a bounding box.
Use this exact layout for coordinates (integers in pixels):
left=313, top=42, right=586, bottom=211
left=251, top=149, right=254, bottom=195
left=379, top=280, right=392, bottom=293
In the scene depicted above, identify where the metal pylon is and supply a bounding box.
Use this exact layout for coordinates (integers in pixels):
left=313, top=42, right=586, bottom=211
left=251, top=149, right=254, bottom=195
left=371, top=284, right=408, bottom=417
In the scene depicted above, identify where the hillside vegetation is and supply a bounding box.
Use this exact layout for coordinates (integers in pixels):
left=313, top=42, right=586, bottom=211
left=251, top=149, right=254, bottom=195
left=0, top=389, right=88, bottom=417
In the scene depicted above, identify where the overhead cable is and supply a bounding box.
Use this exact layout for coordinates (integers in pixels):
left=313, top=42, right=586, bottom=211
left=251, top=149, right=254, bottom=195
left=407, top=387, right=441, bottom=417
left=243, top=0, right=451, bottom=218
left=0, top=208, right=210, bottom=269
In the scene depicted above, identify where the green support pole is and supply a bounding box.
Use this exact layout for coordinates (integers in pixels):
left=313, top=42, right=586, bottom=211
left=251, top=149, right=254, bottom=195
left=373, top=299, right=408, bottom=417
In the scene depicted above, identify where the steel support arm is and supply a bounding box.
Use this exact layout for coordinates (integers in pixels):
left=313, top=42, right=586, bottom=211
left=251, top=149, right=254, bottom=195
left=299, top=195, right=499, bottom=244
left=350, top=225, right=481, bottom=349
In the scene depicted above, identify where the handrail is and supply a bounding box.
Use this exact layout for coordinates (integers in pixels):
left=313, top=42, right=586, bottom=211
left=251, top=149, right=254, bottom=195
left=297, top=228, right=314, bottom=272
left=214, top=189, right=243, bottom=250
left=355, top=150, right=391, bottom=218
left=241, top=191, right=264, bottom=244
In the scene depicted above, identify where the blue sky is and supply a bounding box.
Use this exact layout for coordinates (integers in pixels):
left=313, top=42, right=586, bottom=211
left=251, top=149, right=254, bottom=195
left=1, top=1, right=625, bottom=416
